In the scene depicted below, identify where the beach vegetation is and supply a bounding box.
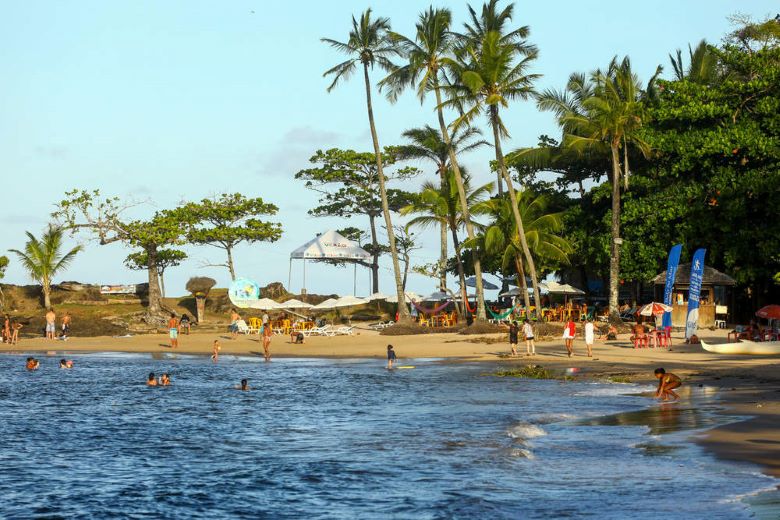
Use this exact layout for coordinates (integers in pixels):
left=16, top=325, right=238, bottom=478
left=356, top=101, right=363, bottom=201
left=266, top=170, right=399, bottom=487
left=490, top=365, right=557, bottom=379
left=0, top=255, right=8, bottom=309
left=9, top=225, right=82, bottom=309
left=124, top=249, right=187, bottom=298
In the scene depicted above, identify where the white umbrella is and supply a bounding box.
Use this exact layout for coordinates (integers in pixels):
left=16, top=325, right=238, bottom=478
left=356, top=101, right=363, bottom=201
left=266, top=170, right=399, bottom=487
left=332, top=295, right=369, bottom=308
left=312, top=298, right=338, bottom=310
left=465, top=276, right=499, bottom=290
left=544, top=281, right=585, bottom=295
left=280, top=298, right=314, bottom=310
left=366, top=292, right=390, bottom=301
left=498, top=288, right=523, bottom=297
left=386, top=291, right=420, bottom=303
left=424, top=291, right=452, bottom=301
left=245, top=298, right=281, bottom=310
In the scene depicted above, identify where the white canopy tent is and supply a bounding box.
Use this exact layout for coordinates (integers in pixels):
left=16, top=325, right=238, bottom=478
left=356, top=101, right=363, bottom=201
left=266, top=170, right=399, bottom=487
left=289, top=230, right=372, bottom=296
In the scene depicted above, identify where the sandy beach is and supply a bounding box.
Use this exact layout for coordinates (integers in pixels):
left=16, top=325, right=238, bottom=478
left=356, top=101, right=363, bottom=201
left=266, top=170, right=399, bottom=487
left=5, top=325, right=779, bottom=480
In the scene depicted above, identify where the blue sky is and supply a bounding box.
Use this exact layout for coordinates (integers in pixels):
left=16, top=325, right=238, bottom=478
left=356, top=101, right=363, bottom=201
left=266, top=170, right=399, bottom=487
left=1, top=1, right=776, bottom=298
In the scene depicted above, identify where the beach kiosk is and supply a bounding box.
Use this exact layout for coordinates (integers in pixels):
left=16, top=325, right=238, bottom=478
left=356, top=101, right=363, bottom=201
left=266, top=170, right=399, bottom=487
left=288, top=230, right=371, bottom=296
left=652, top=263, right=736, bottom=328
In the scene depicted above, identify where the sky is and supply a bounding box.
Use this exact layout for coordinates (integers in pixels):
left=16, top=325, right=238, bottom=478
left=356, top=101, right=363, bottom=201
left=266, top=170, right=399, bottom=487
left=1, top=0, right=776, bottom=298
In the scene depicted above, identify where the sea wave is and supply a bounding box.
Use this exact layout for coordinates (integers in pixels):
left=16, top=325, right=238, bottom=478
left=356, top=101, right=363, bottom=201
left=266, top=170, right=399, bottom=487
left=573, top=384, right=655, bottom=397
left=507, top=422, right=547, bottom=440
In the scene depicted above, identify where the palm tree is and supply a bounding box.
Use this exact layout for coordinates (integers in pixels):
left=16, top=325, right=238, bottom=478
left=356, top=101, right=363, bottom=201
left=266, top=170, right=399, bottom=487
left=380, top=6, right=490, bottom=320
left=536, top=56, right=655, bottom=319
left=322, top=9, right=410, bottom=318
left=9, top=225, right=82, bottom=309
left=401, top=170, right=493, bottom=314
left=669, top=40, right=718, bottom=83
left=468, top=193, right=571, bottom=310
left=396, top=124, right=489, bottom=291
left=443, top=29, right=545, bottom=316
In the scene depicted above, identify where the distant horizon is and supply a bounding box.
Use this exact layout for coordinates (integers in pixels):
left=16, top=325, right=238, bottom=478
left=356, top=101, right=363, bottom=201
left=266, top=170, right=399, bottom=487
left=2, top=1, right=776, bottom=297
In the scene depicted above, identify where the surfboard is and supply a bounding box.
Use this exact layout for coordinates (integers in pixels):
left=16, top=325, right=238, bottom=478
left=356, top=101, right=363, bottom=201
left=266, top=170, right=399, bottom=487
left=396, top=365, right=416, bottom=369
left=701, top=340, right=780, bottom=355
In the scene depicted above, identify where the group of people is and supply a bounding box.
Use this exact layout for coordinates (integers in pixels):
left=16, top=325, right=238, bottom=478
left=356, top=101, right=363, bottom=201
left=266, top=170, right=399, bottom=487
left=25, top=357, right=73, bottom=370
left=2, top=314, right=23, bottom=344
left=229, top=309, right=272, bottom=361
left=166, top=313, right=193, bottom=349
left=507, top=318, right=598, bottom=358
left=3, top=308, right=72, bottom=345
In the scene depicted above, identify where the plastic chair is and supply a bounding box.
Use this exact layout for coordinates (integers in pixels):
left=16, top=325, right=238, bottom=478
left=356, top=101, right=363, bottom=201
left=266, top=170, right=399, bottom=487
left=632, top=335, right=649, bottom=349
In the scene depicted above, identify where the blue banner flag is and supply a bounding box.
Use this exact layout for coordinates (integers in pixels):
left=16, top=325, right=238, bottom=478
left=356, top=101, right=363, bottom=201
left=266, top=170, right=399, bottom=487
left=662, top=244, right=682, bottom=328
left=685, top=248, right=707, bottom=340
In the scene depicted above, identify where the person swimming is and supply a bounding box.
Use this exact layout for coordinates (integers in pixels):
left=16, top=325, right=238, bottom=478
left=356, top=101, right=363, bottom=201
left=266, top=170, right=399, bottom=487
left=238, top=378, right=250, bottom=391
left=59, top=359, right=73, bottom=369
left=147, top=372, right=158, bottom=386
left=26, top=357, right=39, bottom=371
left=159, top=373, right=171, bottom=386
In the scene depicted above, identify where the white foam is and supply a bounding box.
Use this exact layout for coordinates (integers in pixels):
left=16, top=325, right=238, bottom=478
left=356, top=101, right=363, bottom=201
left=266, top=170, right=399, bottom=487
left=507, top=423, right=547, bottom=440
left=530, top=413, right=579, bottom=424
left=574, top=384, right=655, bottom=397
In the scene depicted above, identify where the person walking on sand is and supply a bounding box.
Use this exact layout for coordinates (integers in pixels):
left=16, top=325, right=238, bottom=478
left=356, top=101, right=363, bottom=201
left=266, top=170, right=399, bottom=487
left=45, top=308, right=56, bottom=340
left=211, top=340, right=221, bottom=363
left=654, top=368, right=681, bottom=401
left=61, top=312, right=71, bottom=339
left=262, top=322, right=272, bottom=361
left=167, top=313, right=179, bottom=349
left=584, top=319, right=595, bottom=358
left=523, top=319, right=536, bottom=356
left=10, top=320, right=22, bottom=345
left=508, top=322, right=519, bottom=357
left=563, top=318, right=576, bottom=357
left=179, top=313, right=191, bottom=335
left=386, top=344, right=397, bottom=369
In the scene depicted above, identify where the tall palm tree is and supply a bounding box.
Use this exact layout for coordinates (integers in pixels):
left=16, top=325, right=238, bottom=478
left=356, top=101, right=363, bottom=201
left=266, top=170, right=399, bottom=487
left=401, top=170, right=493, bottom=314
left=380, top=6, right=490, bottom=320
left=443, top=29, right=544, bottom=316
left=9, top=225, right=82, bottom=309
left=469, top=193, right=571, bottom=309
left=669, top=40, right=718, bottom=83
left=536, top=56, right=655, bottom=319
left=396, top=124, right=489, bottom=291
left=322, top=9, right=410, bottom=318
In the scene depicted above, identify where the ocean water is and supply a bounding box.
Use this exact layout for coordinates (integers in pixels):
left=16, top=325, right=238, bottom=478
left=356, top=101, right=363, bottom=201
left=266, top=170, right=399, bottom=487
left=0, top=353, right=775, bottom=519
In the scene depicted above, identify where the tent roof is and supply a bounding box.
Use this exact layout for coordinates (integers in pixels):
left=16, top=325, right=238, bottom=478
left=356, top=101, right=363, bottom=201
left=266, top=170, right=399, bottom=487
left=290, top=230, right=371, bottom=261
left=652, top=263, right=736, bottom=286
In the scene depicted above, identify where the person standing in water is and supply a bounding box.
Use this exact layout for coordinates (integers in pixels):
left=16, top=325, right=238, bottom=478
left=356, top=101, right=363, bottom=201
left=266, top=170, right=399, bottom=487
left=211, top=340, right=221, bottom=363
left=262, top=323, right=272, bottom=361
left=508, top=322, right=519, bottom=357
left=45, top=308, right=56, bottom=340
left=563, top=318, right=576, bottom=357
left=238, top=379, right=250, bottom=391
left=523, top=319, right=536, bottom=356
left=167, top=313, right=179, bottom=349
left=147, top=372, right=158, bottom=386
left=584, top=319, right=595, bottom=358
left=386, top=344, right=397, bottom=369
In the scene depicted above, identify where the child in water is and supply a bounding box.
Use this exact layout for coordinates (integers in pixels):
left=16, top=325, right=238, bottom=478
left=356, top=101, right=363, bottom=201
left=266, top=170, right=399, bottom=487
left=211, top=340, right=221, bottom=363
left=147, top=372, right=158, bottom=386
left=159, top=373, right=171, bottom=386
left=26, top=357, right=39, bottom=370
left=59, top=359, right=74, bottom=369
left=238, top=378, right=250, bottom=391
left=386, top=344, right=396, bottom=369
left=654, top=368, right=682, bottom=401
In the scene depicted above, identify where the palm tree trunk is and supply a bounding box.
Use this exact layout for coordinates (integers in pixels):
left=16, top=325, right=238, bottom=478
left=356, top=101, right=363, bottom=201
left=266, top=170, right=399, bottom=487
left=226, top=246, right=236, bottom=281
left=434, top=82, right=487, bottom=320
left=622, top=136, right=629, bottom=191
left=449, top=220, right=467, bottom=318
left=43, top=282, right=52, bottom=309
left=146, top=246, right=164, bottom=319
left=609, top=142, right=623, bottom=321
left=438, top=163, right=448, bottom=292
left=514, top=254, right=531, bottom=310
left=363, top=64, right=408, bottom=319
left=490, top=106, right=542, bottom=318
left=368, top=213, right=380, bottom=293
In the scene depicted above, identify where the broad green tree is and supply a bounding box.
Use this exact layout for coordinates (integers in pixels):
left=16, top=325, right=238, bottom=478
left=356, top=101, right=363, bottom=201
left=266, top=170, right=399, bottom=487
left=295, top=148, right=417, bottom=292
left=183, top=193, right=282, bottom=280
left=444, top=29, right=544, bottom=315
left=380, top=6, right=490, bottom=319
left=9, top=225, right=82, bottom=309
left=396, top=124, right=488, bottom=290
left=124, top=248, right=187, bottom=298
left=322, top=9, right=410, bottom=318
left=53, top=190, right=190, bottom=321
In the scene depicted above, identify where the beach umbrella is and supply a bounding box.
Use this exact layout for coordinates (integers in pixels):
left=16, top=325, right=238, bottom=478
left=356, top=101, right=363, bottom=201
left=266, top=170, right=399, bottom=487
left=331, top=295, right=369, bottom=308
left=755, top=305, right=780, bottom=320
left=498, top=288, right=523, bottom=297
left=544, top=281, right=585, bottom=295
left=280, top=298, right=314, bottom=310
left=638, top=302, right=673, bottom=316
left=465, top=275, right=498, bottom=290
left=423, top=291, right=453, bottom=301
left=245, top=298, right=281, bottom=311
left=366, top=292, right=390, bottom=301
left=312, top=298, right=338, bottom=310
left=386, top=292, right=419, bottom=303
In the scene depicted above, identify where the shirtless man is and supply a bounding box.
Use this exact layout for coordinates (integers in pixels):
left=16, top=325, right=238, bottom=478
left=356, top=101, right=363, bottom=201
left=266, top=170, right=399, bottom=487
left=167, top=313, right=179, bottom=349
left=654, top=368, right=682, bottom=401
left=45, top=308, right=56, bottom=340
left=229, top=309, right=241, bottom=339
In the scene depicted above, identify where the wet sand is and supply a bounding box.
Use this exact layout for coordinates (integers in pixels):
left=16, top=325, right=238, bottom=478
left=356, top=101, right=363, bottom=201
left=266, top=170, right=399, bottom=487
left=5, top=325, right=780, bottom=478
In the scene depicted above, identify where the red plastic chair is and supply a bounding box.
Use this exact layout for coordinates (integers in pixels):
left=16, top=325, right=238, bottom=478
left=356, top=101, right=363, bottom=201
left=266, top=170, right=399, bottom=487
left=632, top=335, right=649, bottom=349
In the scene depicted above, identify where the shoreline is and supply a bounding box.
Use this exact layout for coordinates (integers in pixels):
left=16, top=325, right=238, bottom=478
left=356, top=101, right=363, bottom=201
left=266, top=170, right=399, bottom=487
left=4, top=326, right=780, bottom=481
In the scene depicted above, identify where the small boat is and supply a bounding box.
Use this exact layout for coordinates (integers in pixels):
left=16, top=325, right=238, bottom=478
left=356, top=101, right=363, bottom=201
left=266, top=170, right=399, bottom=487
left=701, top=340, right=780, bottom=355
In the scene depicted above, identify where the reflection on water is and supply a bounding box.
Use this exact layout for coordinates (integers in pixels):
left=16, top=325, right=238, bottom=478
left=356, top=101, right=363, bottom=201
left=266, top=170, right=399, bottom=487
left=0, top=354, right=773, bottom=518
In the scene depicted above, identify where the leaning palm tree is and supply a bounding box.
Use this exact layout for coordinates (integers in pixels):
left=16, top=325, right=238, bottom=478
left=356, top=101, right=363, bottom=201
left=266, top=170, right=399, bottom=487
left=9, top=225, right=83, bottom=309
left=443, top=30, right=545, bottom=315
left=380, top=6, right=490, bottom=320
left=396, top=124, right=489, bottom=291
left=536, top=56, right=656, bottom=320
left=468, top=192, right=571, bottom=310
left=322, top=9, right=410, bottom=319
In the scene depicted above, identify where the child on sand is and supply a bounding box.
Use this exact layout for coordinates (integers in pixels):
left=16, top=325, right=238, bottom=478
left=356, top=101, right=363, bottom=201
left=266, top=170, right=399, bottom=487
left=654, top=368, right=682, bottom=401
left=523, top=319, right=536, bottom=356
left=147, top=372, right=158, bottom=386
left=26, top=357, right=39, bottom=370
left=211, top=340, right=221, bottom=362
left=168, top=313, right=179, bottom=349
left=508, top=322, right=519, bottom=357
left=584, top=319, right=594, bottom=358
left=291, top=331, right=305, bottom=344
left=387, top=344, right=396, bottom=369
left=262, top=323, right=272, bottom=361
